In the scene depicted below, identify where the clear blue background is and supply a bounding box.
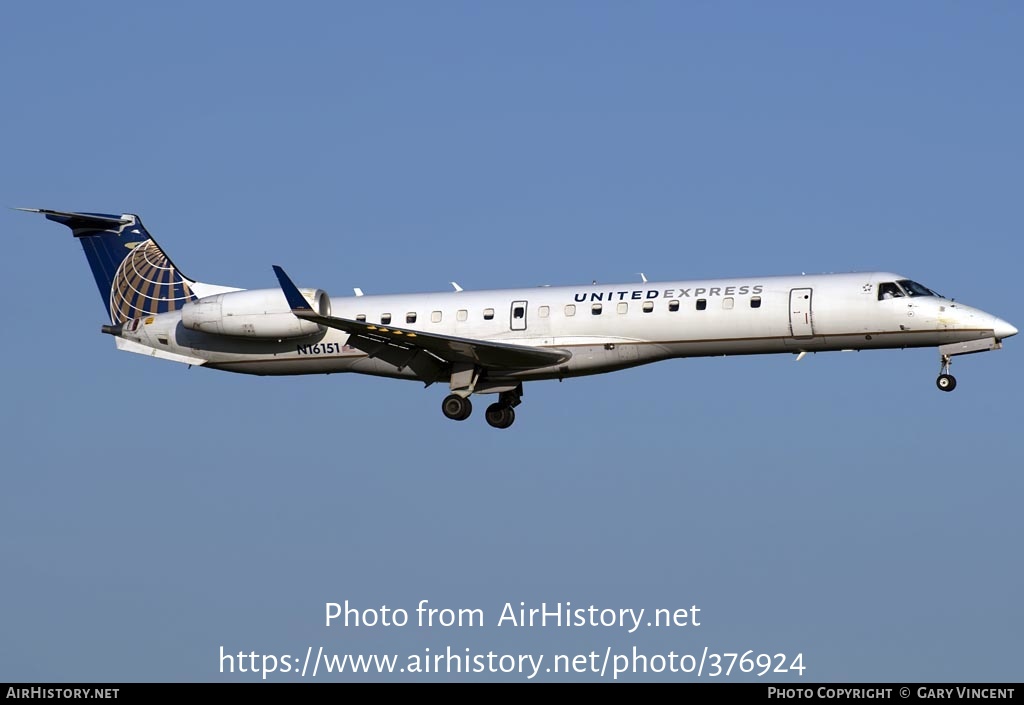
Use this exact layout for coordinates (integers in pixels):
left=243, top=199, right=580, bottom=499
left=1, top=2, right=1020, bottom=682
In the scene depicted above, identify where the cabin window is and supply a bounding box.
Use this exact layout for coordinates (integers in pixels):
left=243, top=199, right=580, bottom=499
left=643, top=301, right=654, bottom=313
left=457, top=309, right=468, bottom=321
left=617, top=302, right=628, bottom=314
left=431, top=311, right=442, bottom=323
left=513, top=306, right=525, bottom=319
left=381, top=313, right=392, bottom=324
left=356, top=314, right=366, bottom=322
left=539, top=305, right=550, bottom=318
left=668, top=300, right=680, bottom=312
left=723, top=297, right=734, bottom=310
left=483, top=308, right=494, bottom=320
left=696, top=299, right=707, bottom=310
left=592, top=303, right=603, bottom=315
left=750, top=296, right=761, bottom=309
left=406, top=312, right=417, bottom=324
left=564, top=304, right=576, bottom=317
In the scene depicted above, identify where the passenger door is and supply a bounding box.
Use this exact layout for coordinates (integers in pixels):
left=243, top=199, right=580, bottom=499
left=789, top=288, right=814, bottom=338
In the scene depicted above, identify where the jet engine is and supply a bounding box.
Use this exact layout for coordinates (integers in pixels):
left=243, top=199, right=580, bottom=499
left=181, top=287, right=330, bottom=339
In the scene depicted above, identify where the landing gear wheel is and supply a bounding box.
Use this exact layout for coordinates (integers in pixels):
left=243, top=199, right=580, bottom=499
left=936, top=374, right=957, bottom=392
left=442, top=394, right=473, bottom=421
left=485, top=403, right=516, bottom=429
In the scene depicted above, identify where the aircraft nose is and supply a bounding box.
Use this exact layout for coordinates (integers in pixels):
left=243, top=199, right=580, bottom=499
left=993, top=316, right=1017, bottom=340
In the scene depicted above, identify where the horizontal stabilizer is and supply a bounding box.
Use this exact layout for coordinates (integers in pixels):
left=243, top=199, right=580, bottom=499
left=15, top=207, right=131, bottom=232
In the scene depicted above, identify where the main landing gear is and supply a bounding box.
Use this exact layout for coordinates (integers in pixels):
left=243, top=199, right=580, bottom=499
left=936, top=353, right=956, bottom=392
left=484, top=403, right=515, bottom=429
left=441, top=384, right=523, bottom=429
left=441, top=394, right=473, bottom=421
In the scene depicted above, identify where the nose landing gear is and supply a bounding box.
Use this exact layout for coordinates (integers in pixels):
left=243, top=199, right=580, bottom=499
left=934, top=338, right=1004, bottom=393
left=936, top=353, right=956, bottom=392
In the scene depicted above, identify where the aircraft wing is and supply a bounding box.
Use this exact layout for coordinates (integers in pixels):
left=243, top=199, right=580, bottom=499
left=273, top=266, right=572, bottom=381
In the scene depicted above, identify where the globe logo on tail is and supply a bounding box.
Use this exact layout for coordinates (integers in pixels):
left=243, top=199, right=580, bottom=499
left=109, top=239, right=196, bottom=324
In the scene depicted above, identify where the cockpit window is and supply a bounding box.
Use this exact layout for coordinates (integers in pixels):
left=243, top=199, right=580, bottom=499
left=878, top=282, right=904, bottom=300
left=897, top=279, right=941, bottom=298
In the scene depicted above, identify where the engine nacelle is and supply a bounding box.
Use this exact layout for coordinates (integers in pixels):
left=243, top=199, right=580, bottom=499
left=181, top=287, right=331, bottom=339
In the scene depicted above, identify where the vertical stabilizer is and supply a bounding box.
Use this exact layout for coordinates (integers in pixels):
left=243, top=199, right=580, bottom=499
left=22, top=208, right=198, bottom=324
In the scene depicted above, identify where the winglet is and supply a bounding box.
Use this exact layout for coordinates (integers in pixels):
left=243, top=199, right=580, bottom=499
left=272, top=265, right=313, bottom=311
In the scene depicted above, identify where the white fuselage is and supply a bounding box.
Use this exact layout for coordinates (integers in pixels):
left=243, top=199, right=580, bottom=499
left=119, top=271, right=1012, bottom=384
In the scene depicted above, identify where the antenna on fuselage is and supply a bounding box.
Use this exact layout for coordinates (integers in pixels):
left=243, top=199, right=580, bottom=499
left=637, top=272, right=648, bottom=283
left=353, top=287, right=364, bottom=297
left=451, top=282, right=463, bottom=292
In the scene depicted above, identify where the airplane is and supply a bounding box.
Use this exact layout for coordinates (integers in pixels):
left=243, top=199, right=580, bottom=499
left=22, top=207, right=1017, bottom=429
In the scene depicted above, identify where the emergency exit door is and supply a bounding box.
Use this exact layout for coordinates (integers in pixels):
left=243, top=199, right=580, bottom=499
left=510, top=301, right=528, bottom=331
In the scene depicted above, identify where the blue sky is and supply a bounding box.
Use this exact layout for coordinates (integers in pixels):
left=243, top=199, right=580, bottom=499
left=1, top=2, right=1021, bottom=682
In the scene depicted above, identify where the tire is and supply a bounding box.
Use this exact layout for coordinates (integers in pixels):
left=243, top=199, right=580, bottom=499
left=442, top=394, right=472, bottom=420
left=936, top=374, right=957, bottom=392
left=485, top=403, right=516, bottom=429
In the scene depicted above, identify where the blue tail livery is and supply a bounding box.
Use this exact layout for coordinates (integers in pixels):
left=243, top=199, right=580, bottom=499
left=20, top=208, right=197, bottom=324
